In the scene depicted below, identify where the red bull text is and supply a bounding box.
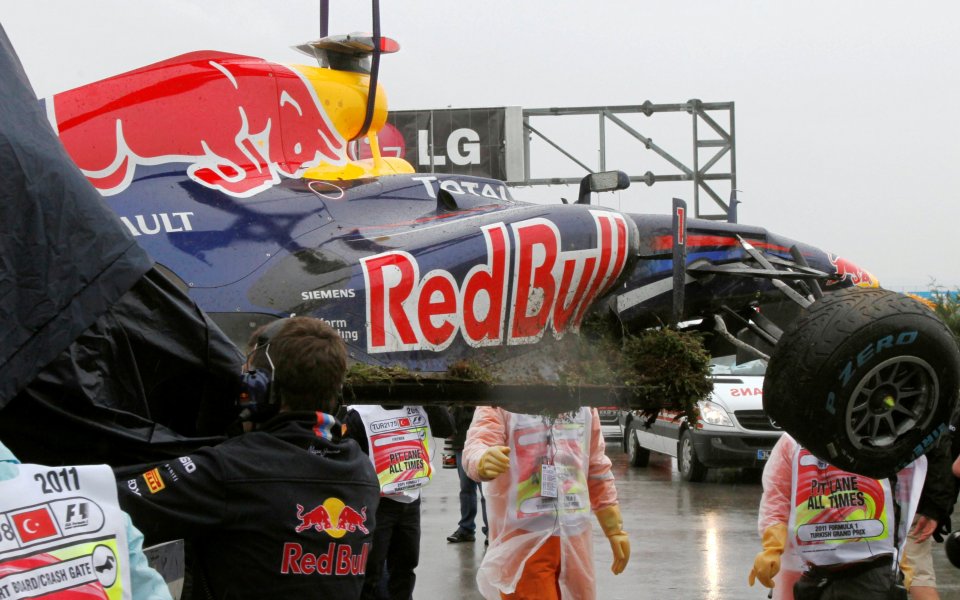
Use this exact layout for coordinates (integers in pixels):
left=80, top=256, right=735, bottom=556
left=360, top=211, right=629, bottom=353
left=280, top=542, right=370, bottom=576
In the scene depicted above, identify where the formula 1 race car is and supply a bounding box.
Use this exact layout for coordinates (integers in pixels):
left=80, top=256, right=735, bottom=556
left=0, top=8, right=956, bottom=479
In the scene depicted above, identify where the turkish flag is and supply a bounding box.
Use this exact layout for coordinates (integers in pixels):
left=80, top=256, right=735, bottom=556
left=13, top=507, right=58, bottom=543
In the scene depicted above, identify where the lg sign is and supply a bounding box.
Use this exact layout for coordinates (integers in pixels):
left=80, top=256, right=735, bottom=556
left=418, top=128, right=480, bottom=166
left=389, top=107, right=523, bottom=181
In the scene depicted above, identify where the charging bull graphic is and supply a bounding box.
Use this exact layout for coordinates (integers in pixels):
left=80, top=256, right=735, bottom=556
left=48, top=51, right=353, bottom=198
left=335, top=506, right=369, bottom=534
left=295, top=499, right=368, bottom=538
left=827, top=255, right=878, bottom=288
left=295, top=503, right=334, bottom=533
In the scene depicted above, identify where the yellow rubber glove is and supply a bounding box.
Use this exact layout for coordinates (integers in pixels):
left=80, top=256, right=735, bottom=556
left=478, top=446, right=511, bottom=480
left=595, top=505, right=630, bottom=575
left=748, top=523, right=787, bottom=588
left=900, top=549, right=915, bottom=590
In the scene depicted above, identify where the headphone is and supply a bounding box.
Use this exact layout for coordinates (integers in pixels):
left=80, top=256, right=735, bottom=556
left=237, top=319, right=289, bottom=424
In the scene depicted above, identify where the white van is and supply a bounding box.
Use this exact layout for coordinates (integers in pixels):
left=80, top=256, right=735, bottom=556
left=617, top=356, right=782, bottom=481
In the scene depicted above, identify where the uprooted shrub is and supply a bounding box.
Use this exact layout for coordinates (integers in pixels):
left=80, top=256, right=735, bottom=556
left=343, top=320, right=713, bottom=424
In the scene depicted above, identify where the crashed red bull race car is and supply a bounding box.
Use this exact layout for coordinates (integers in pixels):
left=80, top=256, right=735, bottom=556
left=0, top=17, right=957, bottom=481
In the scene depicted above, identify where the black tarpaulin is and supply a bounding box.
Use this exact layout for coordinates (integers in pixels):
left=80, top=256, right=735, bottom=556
left=0, top=25, right=244, bottom=465
left=0, top=270, right=243, bottom=466
left=0, top=24, right=152, bottom=406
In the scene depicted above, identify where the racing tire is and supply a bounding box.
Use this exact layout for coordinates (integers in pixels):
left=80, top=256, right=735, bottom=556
left=625, top=422, right=650, bottom=468
left=678, top=429, right=707, bottom=482
left=764, top=287, right=960, bottom=479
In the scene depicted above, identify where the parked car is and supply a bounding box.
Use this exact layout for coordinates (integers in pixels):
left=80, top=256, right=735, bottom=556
left=599, top=406, right=623, bottom=441
left=442, top=437, right=457, bottom=469
left=618, top=355, right=782, bottom=481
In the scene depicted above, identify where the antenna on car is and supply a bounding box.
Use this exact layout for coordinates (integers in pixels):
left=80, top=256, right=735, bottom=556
left=356, top=0, right=382, bottom=142
left=319, top=0, right=329, bottom=37
left=299, top=0, right=399, bottom=170
left=313, top=0, right=383, bottom=141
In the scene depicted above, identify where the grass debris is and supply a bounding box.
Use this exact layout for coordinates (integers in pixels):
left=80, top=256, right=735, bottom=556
left=344, top=363, right=420, bottom=385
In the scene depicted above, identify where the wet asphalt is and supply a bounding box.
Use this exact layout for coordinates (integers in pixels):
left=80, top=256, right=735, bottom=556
left=416, top=435, right=960, bottom=600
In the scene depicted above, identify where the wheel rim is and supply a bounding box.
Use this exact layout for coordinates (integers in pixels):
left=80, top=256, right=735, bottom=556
left=627, top=429, right=637, bottom=461
left=845, top=356, right=938, bottom=449
left=680, top=436, right=692, bottom=472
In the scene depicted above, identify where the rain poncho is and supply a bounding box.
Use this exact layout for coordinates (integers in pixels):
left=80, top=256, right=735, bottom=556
left=757, top=434, right=926, bottom=599
left=463, top=407, right=618, bottom=599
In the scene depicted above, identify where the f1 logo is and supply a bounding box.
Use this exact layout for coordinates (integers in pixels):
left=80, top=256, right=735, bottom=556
left=65, top=502, right=89, bottom=523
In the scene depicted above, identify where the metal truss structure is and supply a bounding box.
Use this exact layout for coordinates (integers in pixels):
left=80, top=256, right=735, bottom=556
left=520, top=100, right=737, bottom=221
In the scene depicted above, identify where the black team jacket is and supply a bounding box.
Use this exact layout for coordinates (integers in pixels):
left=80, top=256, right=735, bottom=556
left=115, top=411, right=380, bottom=599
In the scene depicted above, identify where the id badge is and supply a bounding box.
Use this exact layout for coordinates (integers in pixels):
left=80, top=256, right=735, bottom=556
left=540, top=463, right=558, bottom=498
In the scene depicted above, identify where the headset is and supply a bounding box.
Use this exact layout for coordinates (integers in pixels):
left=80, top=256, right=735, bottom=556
left=237, top=318, right=289, bottom=424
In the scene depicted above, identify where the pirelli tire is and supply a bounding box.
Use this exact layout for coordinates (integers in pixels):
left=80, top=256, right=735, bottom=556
left=764, top=287, right=960, bottom=479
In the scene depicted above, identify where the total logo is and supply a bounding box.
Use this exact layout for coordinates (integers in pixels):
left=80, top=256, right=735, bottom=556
left=360, top=210, right=630, bottom=353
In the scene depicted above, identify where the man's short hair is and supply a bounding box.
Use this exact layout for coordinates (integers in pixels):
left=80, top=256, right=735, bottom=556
left=254, top=317, right=347, bottom=413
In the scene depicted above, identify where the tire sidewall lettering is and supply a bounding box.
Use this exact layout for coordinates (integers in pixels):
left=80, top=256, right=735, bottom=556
left=826, top=330, right=920, bottom=400
left=903, top=422, right=948, bottom=470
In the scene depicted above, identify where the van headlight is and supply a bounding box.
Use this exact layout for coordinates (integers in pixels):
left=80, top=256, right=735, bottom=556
left=698, top=400, right=733, bottom=427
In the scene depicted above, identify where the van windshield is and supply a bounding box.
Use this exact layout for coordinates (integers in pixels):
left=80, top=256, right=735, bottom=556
left=709, top=355, right=767, bottom=376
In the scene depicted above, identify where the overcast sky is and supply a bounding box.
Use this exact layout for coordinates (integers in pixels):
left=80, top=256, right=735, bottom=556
left=2, top=1, right=957, bottom=291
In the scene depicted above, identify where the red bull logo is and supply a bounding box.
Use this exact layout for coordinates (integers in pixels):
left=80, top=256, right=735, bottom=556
left=294, top=498, right=368, bottom=538
left=295, top=504, right=333, bottom=533
left=336, top=506, right=369, bottom=534
left=284, top=498, right=370, bottom=577
left=360, top=210, right=629, bottom=353
left=50, top=51, right=361, bottom=198
left=828, top=255, right=879, bottom=288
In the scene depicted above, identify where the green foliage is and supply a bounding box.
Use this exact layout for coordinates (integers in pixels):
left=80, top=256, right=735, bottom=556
left=556, top=320, right=713, bottom=424
left=446, top=359, right=498, bottom=385
left=344, top=363, right=419, bottom=385
left=619, top=327, right=712, bottom=425
left=342, top=317, right=713, bottom=423
left=930, top=288, right=960, bottom=345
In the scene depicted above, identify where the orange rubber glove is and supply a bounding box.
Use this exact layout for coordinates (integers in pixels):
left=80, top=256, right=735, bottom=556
left=748, top=523, right=787, bottom=588
left=595, top=505, right=630, bottom=575
left=478, top=446, right=511, bottom=480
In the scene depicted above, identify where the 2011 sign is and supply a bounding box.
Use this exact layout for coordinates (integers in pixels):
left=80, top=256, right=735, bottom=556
left=360, top=211, right=629, bottom=353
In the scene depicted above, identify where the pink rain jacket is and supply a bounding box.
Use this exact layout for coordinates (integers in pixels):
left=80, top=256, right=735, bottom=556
left=463, top=407, right=619, bottom=600
left=757, top=434, right=925, bottom=600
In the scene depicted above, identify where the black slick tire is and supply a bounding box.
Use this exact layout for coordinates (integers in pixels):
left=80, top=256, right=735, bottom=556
left=764, top=288, right=960, bottom=478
